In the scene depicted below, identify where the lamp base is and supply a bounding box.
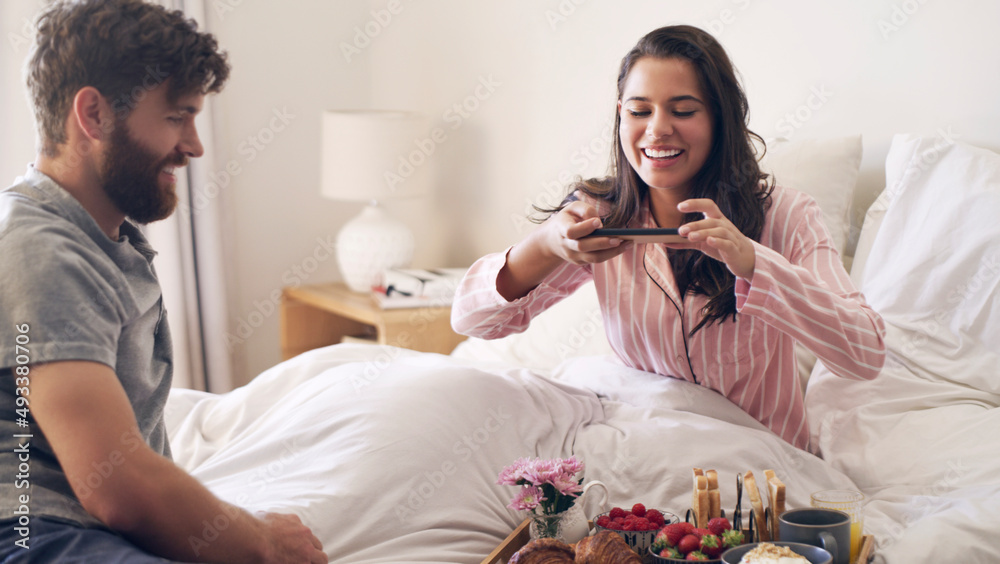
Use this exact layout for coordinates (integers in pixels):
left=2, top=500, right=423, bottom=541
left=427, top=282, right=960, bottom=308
left=336, top=204, right=415, bottom=293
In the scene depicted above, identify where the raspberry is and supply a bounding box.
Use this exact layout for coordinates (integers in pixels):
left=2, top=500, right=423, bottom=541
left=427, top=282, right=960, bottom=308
left=611, top=517, right=625, bottom=530
left=631, top=503, right=647, bottom=517
left=596, top=515, right=611, bottom=528
left=646, top=509, right=665, bottom=526
left=609, top=507, right=627, bottom=520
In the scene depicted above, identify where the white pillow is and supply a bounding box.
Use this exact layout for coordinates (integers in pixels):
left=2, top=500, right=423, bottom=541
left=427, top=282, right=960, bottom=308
left=851, top=133, right=1000, bottom=394
left=449, top=281, right=616, bottom=374
left=761, top=135, right=863, bottom=257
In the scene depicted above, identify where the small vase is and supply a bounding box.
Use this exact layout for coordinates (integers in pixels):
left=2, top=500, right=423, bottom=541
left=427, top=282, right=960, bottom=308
left=529, top=511, right=575, bottom=542
left=526, top=480, right=610, bottom=544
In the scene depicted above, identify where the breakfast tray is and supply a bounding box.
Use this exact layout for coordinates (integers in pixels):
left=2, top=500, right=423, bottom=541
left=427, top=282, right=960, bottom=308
left=481, top=519, right=875, bottom=564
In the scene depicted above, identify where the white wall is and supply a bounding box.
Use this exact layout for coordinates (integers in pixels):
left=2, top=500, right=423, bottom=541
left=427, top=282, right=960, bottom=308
left=212, top=0, right=1000, bottom=386
left=7, top=1, right=999, bottom=387
left=0, top=1, right=46, bottom=182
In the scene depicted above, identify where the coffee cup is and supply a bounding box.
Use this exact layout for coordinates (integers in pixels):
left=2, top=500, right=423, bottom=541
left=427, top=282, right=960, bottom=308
left=778, top=508, right=851, bottom=564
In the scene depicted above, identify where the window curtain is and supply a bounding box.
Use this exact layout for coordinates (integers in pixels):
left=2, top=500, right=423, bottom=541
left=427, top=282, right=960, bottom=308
left=144, top=0, right=236, bottom=392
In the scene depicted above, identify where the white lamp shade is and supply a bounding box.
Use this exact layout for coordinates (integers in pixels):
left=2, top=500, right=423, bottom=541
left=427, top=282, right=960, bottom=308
left=321, top=110, right=433, bottom=203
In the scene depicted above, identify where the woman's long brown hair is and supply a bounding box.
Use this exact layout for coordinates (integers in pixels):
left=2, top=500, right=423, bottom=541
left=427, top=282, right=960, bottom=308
left=537, top=25, right=773, bottom=334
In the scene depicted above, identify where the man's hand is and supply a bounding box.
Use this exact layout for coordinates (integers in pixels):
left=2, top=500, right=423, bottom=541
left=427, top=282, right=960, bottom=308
left=257, top=512, right=326, bottom=564
left=29, top=360, right=327, bottom=563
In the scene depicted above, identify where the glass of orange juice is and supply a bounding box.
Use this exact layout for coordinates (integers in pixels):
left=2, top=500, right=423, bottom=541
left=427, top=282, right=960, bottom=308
left=811, top=489, right=864, bottom=562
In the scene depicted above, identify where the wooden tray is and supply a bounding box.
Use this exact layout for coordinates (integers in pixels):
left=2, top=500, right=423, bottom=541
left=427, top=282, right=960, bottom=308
left=482, top=519, right=875, bottom=564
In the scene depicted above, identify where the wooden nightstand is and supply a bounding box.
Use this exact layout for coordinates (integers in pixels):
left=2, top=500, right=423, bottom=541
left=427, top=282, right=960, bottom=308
left=279, top=282, right=467, bottom=360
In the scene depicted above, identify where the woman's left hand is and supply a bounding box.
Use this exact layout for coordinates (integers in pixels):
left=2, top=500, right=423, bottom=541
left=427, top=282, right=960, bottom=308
left=670, top=198, right=756, bottom=280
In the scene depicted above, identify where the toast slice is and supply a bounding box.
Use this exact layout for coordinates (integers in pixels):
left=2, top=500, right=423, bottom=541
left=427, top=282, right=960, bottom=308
left=744, top=470, right=769, bottom=541
left=692, top=469, right=709, bottom=529
left=764, top=470, right=786, bottom=541
left=706, top=469, right=721, bottom=519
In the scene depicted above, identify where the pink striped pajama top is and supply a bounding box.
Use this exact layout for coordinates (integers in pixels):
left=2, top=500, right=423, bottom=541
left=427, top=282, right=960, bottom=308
left=451, top=185, right=886, bottom=450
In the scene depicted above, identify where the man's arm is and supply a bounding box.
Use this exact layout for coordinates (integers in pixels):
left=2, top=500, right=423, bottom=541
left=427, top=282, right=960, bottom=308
left=29, top=360, right=326, bottom=564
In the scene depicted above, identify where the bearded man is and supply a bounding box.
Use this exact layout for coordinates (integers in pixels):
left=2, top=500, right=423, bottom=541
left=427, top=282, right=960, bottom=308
left=0, top=1, right=325, bottom=562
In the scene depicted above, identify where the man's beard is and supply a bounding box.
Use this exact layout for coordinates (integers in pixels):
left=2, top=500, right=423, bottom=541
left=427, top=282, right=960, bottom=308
left=100, top=121, right=186, bottom=225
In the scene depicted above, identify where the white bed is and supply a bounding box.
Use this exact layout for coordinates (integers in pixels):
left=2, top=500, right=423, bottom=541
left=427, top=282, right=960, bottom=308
left=165, top=133, right=1000, bottom=563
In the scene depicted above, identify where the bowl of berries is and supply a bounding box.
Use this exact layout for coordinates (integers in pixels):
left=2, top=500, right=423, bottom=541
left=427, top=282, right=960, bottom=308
left=649, top=517, right=744, bottom=562
left=593, top=503, right=679, bottom=555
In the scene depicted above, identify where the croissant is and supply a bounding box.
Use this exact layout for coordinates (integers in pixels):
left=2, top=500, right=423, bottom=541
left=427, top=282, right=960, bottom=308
left=508, top=538, right=575, bottom=564
left=574, top=531, right=641, bottom=564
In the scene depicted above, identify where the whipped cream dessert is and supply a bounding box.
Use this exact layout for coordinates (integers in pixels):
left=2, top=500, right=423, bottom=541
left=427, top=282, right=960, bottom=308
left=739, top=543, right=810, bottom=564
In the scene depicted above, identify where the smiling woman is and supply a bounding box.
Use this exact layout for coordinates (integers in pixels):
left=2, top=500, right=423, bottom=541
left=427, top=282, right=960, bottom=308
left=451, top=24, right=886, bottom=452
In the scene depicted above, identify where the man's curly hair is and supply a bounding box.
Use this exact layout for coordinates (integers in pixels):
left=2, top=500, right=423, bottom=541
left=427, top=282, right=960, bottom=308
left=26, top=0, right=230, bottom=156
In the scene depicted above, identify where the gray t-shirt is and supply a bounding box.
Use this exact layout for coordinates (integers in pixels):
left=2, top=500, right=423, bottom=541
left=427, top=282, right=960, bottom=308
left=0, top=167, right=173, bottom=528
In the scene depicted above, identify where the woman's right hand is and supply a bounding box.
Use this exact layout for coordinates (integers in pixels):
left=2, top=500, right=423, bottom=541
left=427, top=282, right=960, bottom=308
left=540, top=199, right=632, bottom=265
left=498, top=196, right=631, bottom=301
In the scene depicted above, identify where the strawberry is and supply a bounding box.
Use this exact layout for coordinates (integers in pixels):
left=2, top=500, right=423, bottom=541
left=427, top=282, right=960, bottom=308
left=609, top=507, right=627, bottom=520
left=699, top=534, right=724, bottom=558
left=721, top=528, right=745, bottom=548
left=677, top=534, right=701, bottom=555
left=659, top=547, right=683, bottom=559
left=652, top=529, right=672, bottom=552
left=707, top=517, right=731, bottom=536
left=692, top=528, right=711, bottom=538
left=676, top=522, right=695, bottom=536
left=660, top=523, right=689, bottom=547
left=631, top=503, right=647, bottom=517
left=686, top=551, right=710, bottom=561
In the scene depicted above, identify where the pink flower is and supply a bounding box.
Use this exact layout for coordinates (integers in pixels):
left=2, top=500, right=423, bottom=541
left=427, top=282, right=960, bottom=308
left=497, top=457, right=533, bottom=486
left=498, top=456, right=586, bottom=515
left=508, top=485, right=546, bottom=512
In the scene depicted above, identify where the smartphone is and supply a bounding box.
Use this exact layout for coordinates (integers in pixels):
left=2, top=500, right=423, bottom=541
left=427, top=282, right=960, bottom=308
left=585, top=228, right=687, bottom=244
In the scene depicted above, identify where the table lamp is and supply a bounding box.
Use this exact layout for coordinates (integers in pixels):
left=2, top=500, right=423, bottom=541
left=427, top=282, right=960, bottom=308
left=321, top=110, right=432, bottom=292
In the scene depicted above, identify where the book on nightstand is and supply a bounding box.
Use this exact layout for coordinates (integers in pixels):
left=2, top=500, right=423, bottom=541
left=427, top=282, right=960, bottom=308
left=371, top=267, right=468, bottom=309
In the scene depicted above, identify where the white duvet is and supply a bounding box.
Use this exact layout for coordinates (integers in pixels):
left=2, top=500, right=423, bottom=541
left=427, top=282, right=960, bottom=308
left=168, top=345, right=860, bottom=564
